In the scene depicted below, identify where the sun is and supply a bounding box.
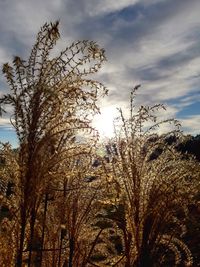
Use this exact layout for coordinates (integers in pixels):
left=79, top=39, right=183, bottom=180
left=92, top=106, right=117, bottom=138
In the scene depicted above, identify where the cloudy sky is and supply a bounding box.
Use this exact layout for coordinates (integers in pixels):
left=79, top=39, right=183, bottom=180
left=0, top=0, right=200, bottom=146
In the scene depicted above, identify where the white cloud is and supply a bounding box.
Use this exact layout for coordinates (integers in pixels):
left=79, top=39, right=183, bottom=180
left=181, top=115, right=200, bottom=135
left=0, top=118, right=12, bottom=128
left=0, top=48, right=9, bottom=66
left=94, top=0, right=200, bottom=112
left=85, top=0, right=139, bottom=17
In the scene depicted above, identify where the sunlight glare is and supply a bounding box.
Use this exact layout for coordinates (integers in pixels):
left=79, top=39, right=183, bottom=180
left=93, top=106, right=118, bottom=138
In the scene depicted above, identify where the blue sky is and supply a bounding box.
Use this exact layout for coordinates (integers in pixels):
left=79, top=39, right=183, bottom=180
left=0, top=0, right=200, bottom=146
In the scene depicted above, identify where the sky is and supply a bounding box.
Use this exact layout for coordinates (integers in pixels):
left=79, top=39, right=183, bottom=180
left=0, top=0, right=200, bottom=146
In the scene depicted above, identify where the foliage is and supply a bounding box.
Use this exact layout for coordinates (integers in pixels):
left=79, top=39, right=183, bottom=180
left=176, top=135, right=200, bottom=161
left=99, top=86, right=200, bottom=267
left=0, top=21, right=107, bottom=267
left=0, top=21, right=200, bottom=267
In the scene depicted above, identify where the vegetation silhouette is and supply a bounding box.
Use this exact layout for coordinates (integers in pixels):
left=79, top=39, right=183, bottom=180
left=0, top=22, right=200, bottom=267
